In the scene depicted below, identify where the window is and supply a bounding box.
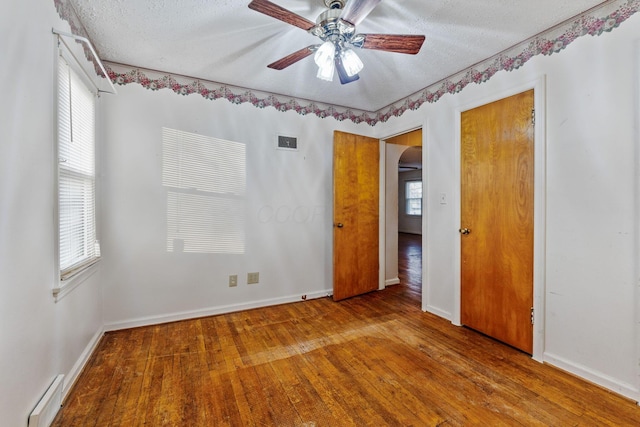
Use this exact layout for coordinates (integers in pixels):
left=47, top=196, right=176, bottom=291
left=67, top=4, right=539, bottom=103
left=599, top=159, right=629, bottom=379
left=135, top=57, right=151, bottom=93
left=405, top=180, right=422, bottom=216
left=57, top=55, right=99, bottom=281
left=162, top=128, right=246, bottom=255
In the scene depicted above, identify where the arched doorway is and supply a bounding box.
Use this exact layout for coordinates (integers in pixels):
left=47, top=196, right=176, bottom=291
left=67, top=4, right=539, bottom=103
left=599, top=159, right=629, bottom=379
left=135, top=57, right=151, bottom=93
left=384, top=130, right=423, bottom=298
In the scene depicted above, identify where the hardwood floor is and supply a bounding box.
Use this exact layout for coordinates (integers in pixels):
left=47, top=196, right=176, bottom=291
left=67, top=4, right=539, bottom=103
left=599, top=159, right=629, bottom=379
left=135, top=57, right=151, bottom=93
left=53, top=234, right=640, bottom=426
left=398, top=232, right=422, bottom=294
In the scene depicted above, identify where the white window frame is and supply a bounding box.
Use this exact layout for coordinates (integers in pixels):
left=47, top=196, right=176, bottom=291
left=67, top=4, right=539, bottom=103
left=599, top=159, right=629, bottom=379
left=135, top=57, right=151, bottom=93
left=405, top=180, right=423, bottom=216
left=53, top=40, right=100, bottom=299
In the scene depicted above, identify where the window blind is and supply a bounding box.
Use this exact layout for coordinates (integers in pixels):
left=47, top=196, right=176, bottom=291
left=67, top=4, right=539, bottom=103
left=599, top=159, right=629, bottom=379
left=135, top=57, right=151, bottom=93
left=405, top=180, right=422, bottom=216
left=58, top=56, right=98, bottom=279
left=162, top=128, right=246, bottom=254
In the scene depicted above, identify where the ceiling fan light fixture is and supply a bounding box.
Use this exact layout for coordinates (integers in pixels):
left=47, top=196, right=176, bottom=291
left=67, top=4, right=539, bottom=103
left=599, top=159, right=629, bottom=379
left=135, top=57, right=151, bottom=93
left=316, top=60, right=335, bottom=81
left=314, top=41, right=335, bottom=67
left=248, top=0, right=425, bottom=84
left=314, top=41, right=336, bottom=81
left=335, top=55, right=360, bottom=84
left=340, top=48, right=363, bottom=77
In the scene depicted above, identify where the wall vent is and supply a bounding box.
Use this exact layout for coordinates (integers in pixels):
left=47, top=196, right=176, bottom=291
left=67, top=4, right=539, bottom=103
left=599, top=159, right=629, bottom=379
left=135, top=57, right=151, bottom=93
left=29, top=374, right=64, bottom=427
left=277, top=135, right=298, bottom=151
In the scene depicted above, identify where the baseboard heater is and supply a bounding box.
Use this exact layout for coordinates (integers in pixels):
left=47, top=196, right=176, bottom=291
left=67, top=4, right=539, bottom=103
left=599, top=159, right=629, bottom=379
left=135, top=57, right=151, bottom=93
left=29, top=374, right=64, bottom=427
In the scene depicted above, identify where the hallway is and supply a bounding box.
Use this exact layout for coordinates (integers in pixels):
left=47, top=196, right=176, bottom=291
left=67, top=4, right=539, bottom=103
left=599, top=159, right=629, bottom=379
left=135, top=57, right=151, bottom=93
left=398, top=232, right=422, bottom=296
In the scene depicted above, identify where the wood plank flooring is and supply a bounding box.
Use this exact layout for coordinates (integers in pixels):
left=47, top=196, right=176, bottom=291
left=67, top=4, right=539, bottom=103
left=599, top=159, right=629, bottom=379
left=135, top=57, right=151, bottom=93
left=53, top=233, right=640, bottom=426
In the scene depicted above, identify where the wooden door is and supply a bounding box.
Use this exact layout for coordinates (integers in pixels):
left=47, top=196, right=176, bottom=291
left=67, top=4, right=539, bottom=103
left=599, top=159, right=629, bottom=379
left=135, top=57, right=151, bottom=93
left=460, top=90, right=534, bottom=354
left=333, top=131, right=379, bottom=301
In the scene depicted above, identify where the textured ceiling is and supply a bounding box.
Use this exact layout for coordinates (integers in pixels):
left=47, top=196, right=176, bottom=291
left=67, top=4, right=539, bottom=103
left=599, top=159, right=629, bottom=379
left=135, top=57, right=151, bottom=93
left=68, top=0, right=607, bottom=111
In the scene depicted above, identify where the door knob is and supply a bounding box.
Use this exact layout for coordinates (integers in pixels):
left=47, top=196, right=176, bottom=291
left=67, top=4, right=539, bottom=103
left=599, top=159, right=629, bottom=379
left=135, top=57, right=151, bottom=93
left=459, top=228, right=471, bottom=235
left=335, top=223, right=344, bottom=228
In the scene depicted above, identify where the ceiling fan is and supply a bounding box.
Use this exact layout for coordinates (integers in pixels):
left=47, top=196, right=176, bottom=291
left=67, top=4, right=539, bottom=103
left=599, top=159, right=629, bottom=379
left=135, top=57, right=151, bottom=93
left=248, top=0, right=425, bottom=84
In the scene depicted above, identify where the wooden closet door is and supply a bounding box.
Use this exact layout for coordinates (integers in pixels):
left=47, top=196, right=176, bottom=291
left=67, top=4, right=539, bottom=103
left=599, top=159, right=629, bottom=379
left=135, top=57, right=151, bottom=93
left=460, top=90, right=535, bottom=354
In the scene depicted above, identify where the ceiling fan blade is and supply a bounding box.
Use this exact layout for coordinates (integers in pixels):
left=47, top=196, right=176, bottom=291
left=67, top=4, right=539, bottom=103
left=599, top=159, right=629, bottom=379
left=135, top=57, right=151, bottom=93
left=267, top=45, right=318, bottom=70
left=361, top=34, right=425, bottom=54
left=248, top=0, right=316, bottom=31
left=340, top=0, right=381, bottom=25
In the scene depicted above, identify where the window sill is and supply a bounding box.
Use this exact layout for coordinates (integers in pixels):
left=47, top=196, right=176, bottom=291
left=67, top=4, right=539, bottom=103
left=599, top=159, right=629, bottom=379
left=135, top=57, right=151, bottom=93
left=53, top=258, right=101, bottom=302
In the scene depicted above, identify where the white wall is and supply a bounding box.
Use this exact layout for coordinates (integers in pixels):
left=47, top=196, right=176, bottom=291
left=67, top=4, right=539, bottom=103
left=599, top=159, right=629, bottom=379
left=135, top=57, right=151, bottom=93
left=100, top=85, right=374, bottom=328
left=376, top=13, right=640, bottom=399
left=0, top=1, right=104, bottom=425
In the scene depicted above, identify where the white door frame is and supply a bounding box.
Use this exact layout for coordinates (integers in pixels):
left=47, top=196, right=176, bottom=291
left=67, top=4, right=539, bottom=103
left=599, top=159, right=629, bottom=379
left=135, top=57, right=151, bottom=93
left=377, top=126, right=426, bottom=298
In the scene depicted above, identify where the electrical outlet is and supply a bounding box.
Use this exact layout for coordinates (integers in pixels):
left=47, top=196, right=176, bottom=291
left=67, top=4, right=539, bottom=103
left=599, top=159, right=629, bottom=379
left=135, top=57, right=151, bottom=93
left=229, top=275, right=238, bottom=287
left=247, top=272, right=259, bottom=284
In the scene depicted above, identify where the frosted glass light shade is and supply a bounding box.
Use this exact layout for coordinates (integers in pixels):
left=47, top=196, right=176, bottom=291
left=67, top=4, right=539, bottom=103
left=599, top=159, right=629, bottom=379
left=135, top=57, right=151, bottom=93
left=340, top=49, right=363, bottom=76
left=314, top=41, right=335, bottom=67
left=314, top=41, right=336, bottom=81
left=316, top=60, right=335, bottom=81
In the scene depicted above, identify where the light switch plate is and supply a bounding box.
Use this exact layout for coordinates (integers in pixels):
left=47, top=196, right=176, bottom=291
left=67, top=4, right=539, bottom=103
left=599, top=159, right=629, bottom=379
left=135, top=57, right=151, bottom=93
left=229, top=275, right=238, bottom=287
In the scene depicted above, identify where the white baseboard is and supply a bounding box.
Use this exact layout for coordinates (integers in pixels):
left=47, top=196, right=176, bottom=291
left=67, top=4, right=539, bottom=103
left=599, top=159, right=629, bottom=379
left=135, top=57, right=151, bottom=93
left=63, top=327, right=104, bottom=399
left=424, top=304, right=452, bottom=322
left=104, top=289, right=333, bottom=331
left=544, top=352, right=640, bottom=402
left=385, top=278, right=400, bottom=286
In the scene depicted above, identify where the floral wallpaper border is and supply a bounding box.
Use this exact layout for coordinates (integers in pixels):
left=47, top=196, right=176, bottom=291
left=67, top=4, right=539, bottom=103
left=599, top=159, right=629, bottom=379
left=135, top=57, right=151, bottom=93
left=55, top=0, right=639, bottom=126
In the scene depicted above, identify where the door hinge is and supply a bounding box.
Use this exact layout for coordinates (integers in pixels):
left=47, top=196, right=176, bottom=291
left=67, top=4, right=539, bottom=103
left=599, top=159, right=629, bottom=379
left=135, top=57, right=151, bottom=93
left=531, top=108, right=535, bottom=126
left=530, top=307, right=535, bottom=325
